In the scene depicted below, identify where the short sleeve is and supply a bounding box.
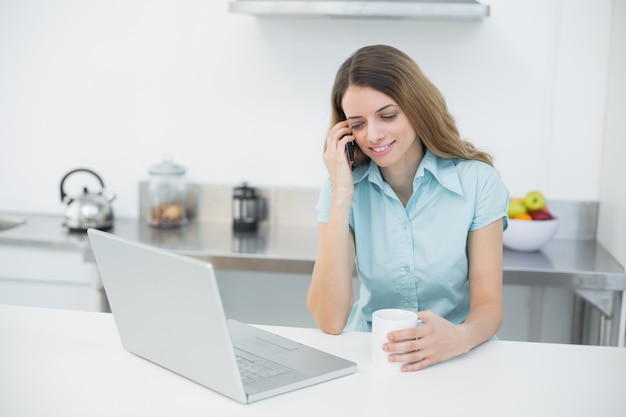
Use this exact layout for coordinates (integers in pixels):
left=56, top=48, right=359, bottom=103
left=470, top=165, right=509, bottom=232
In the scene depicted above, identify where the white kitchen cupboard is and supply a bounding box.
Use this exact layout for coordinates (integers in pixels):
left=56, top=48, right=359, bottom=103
left=500, top=285, right=574, bottom=344
left=214, top=270, right=356, bottom=328
left=215, top=270, right=575, bottom=344
left=0, top=243, right=104, bottom=312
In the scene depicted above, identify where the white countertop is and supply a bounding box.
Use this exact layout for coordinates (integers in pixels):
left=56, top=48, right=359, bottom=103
left=1, top=304, right=625, bottom=417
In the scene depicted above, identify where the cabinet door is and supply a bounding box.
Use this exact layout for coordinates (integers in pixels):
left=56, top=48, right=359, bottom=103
left=0, top=244, right=104, bottom=312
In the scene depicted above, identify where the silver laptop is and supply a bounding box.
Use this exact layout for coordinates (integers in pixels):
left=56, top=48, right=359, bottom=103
left=87, top=229, right=356, bottom=404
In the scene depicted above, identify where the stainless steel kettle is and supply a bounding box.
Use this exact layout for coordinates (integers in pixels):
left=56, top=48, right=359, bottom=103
left=60, top=168, right=116, bottom=231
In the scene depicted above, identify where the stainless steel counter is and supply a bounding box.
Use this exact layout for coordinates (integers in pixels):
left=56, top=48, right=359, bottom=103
left=2, top=212, right=625, bottom=345
left=2, top=213, right=624, bottom=286
left=0, top=214, right=320, bottom=274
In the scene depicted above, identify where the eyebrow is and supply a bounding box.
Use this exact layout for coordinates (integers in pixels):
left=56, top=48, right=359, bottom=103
left=346, top=104, right=398, bottom=120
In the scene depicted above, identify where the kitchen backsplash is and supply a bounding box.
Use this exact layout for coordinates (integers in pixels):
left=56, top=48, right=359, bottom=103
left=543, top=200, right=597, bottom=240
left=139, top=182, right=321, bottom=228
left=140, top=182, right=598, bottom=240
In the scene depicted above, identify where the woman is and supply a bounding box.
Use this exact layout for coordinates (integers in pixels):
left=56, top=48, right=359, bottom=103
left=307, top=45, right=509, bottom=372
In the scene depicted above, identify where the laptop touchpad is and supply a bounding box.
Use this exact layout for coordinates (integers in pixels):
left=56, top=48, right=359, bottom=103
left=238, top=337, right=299, bottom=356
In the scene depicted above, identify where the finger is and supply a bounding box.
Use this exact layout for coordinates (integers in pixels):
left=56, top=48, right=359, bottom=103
left=330, top=121, right=351, bottom=136
left=337, top=132, right=354, bottom=149
left=337, top=134, right=353, bottom=150
left=387, top=327, right=418, bottom=342
left=383, top=339, right=415, bottom=353
left=386, top=332, right=428, bottom=352
left=326, top=124, right=350, bottom=151
left=416, top=310, right=434, bottom=323
left=326, top=132, right=352, bottom=161
left=337, top=121, right=353, bottom=136
left=401, top=357, right=432, bottom=372
left=329, top=133, right=354, bottom=164
left=386, top=350, right=416, bottom=364
left=387, top=343, right=429, bottom=365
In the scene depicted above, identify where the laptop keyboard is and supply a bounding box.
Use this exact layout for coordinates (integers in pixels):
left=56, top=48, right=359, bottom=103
left=235, top=348, right=292, bottom=385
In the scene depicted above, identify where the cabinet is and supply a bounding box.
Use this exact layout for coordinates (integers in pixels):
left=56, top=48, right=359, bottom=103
left=500, top=285, right=575, bottom=343
left=0, top=243, right=105, bottom=312
left=215, top=269, right=576, bottom=344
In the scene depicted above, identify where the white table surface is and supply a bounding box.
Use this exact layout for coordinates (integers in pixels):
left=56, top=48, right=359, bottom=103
left=1, top=304, right=625, bottom=417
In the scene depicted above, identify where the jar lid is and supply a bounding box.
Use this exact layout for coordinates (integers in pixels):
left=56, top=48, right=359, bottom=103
left=149, top=157, right=186, bottom=176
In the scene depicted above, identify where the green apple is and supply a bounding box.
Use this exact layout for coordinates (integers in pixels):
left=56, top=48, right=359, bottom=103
left=524, top=191, right=546, bottom=212
left=508, top=199, right=527, bottom=218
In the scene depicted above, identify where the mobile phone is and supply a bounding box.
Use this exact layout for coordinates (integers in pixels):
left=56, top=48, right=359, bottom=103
left=345, top=141, right=355, bottom=165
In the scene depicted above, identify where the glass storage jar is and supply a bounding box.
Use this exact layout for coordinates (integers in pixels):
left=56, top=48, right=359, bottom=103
left=148, top=157, right=188, bottom=228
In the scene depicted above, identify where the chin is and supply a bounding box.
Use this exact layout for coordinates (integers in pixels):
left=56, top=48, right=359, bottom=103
left=369, top=156, right=394, bottom=168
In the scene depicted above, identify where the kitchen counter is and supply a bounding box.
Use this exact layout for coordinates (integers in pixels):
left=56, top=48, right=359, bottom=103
left=1, top=304, right=625, bottom=417
left=0, top=213, right=320, bottom=274
left=2, top=212, right=625, bottom=345
left=1, top=212, right=624, bottom=285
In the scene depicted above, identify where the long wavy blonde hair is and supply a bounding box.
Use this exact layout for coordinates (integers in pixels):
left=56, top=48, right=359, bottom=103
left=329, top=45, right=493, bottom=168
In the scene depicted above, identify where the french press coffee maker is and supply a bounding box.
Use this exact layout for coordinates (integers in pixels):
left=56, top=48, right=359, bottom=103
left=232, top=183, right=264, bottom=232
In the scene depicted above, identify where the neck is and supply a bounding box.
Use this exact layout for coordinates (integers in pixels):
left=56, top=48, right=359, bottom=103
left=380, top=143, right=425, bottom=206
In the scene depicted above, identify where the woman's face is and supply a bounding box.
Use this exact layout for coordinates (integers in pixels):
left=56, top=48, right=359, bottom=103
left=341, top=85, right=421, bottom=170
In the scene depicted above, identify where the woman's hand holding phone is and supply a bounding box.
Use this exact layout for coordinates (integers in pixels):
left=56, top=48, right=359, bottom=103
left=324, top=121, right=356, bottom=192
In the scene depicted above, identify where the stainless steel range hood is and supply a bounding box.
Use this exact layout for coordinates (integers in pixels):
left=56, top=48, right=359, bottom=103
left=228, top=0, right=490, bottom=20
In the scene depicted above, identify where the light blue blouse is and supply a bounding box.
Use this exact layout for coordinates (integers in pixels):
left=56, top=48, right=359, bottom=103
left=316, top=149, right=509, bottom=332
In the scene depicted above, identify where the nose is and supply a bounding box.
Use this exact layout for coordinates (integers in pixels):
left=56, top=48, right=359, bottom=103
left=365, top=120, right=384, bottom=144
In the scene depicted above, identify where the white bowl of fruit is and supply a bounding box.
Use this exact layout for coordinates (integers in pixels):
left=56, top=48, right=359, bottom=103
left=503, top=191, right=559, bottom=252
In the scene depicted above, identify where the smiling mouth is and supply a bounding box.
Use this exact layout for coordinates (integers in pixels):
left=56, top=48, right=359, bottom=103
left=371, top=142, right=393, bottom=153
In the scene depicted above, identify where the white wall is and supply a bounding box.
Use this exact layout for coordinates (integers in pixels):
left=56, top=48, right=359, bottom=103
left=0, top=0, right=615, bottom=219
left=597, top=0, right=626, bottom=268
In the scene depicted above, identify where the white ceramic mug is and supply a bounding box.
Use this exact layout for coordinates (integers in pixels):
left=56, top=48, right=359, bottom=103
left=371, top=309, right=420, bottom=371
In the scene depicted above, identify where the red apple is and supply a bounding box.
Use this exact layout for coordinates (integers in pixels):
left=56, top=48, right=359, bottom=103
left=531, top=210, right=554, bottom=220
